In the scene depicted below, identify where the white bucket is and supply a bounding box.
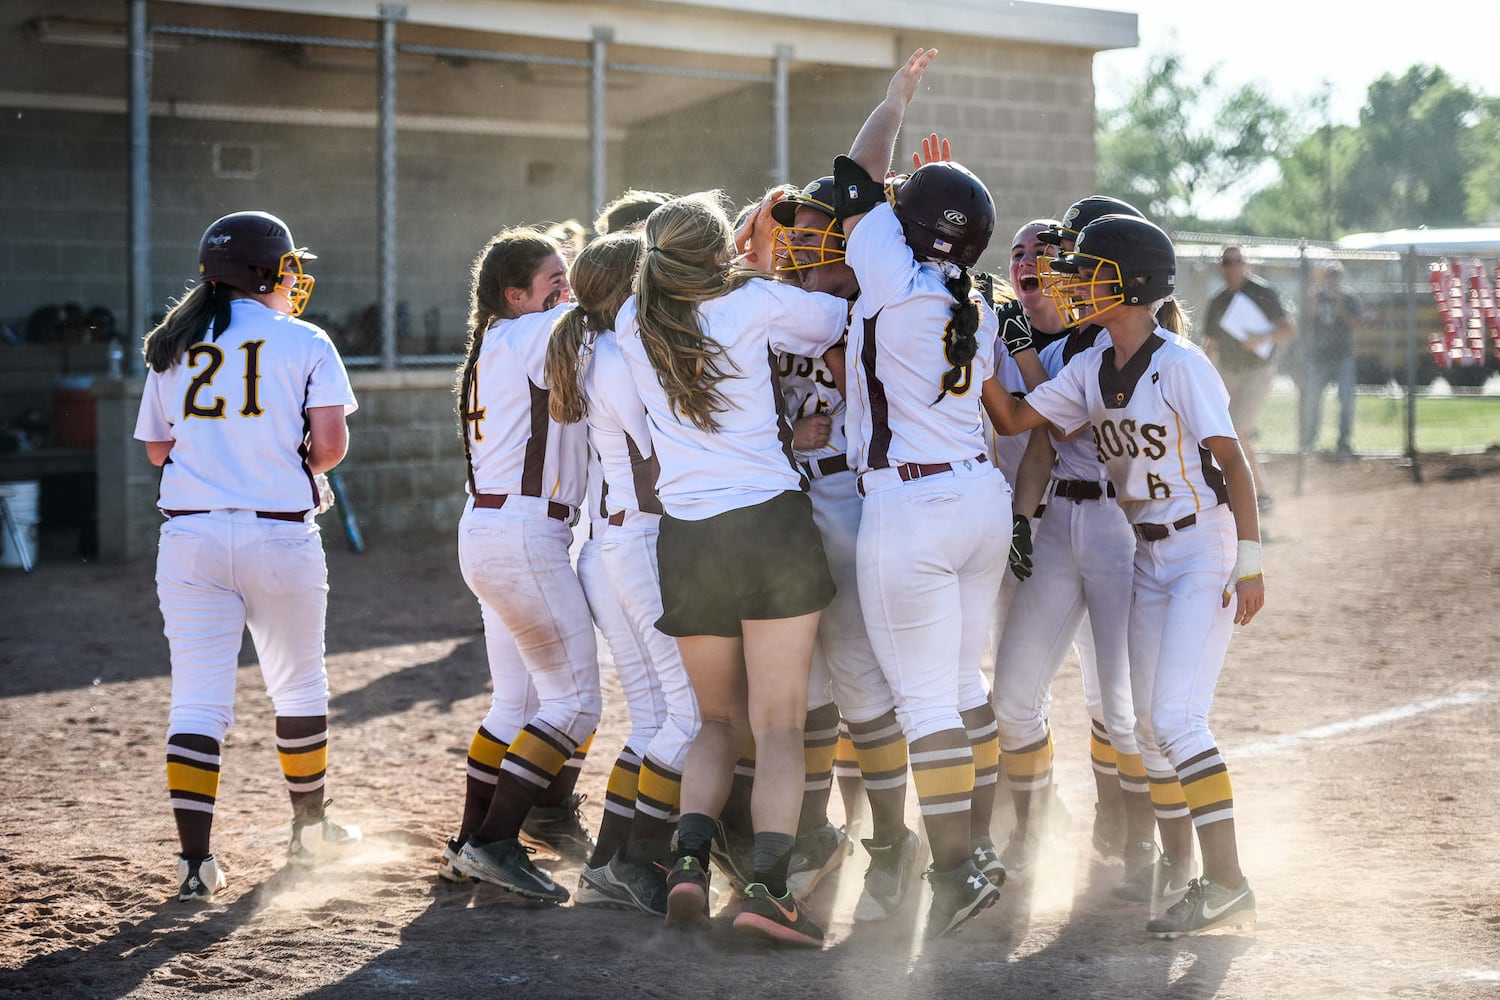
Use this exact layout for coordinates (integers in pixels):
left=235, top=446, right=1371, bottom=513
left=0, top=480, right=40, bottom=569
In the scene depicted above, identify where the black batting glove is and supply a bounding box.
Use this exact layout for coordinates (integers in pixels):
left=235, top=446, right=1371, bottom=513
left=1008, top=514, right=1034, bottom=581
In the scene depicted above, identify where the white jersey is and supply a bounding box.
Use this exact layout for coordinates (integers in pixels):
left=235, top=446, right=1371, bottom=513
left=1036, top=327, right=1115, bottom=485
left=986, top=301, right=1081, bottom=484
left=615, top=278, right=848, bottom=520
left=778, top=349, right=848, bottom=464
left=843, top=203, right=998, bottom=474
left=1023, top=327, right=1235, bottom=525
left=585, top=329, right=662, bottom=516
left=134, top=298, right=357, bottom=512
left=464, top=303, right=588, bottom=508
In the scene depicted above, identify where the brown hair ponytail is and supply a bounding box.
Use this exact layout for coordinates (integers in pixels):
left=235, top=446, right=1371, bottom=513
left=634, top=192, right=762, bottom=432
left=546, top=232, right=645, bottom=424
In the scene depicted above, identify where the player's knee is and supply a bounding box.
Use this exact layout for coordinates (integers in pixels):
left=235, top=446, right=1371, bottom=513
left=898, top=704, right=964, bottom=744
left=168, top=711, right=231, bottom=744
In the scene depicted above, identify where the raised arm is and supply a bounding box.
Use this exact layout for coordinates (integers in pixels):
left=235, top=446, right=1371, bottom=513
left=837, top=48, right=937, bottom=239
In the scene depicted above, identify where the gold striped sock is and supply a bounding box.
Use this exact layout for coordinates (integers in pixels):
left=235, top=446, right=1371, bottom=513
left=636, top=756, right=683, bottom=822
left=500, top=722, right=576, bottom=790
left=849, top=711, right=908, bottom=792
left=1000, top=730, right=1053, bottom=793
left=833, top=724, right=860, bottom=780
left=1116, top=751, right=1148, bottom=796
left=603, top=748, right=643, bottom=820
left=803, top=705, right=840, bottom=793
left=466, top=726, right=509, bottom=787
left=1148, top=768, right=1191, bottom=822
left=276, top=729, right=328, bottom=795
left=963, top=705, right=1001, bottom=790
left=1090, top=718, right=1119, bottom=777
left=910, top=744, right=974, bottom=818
left=167, top=736, right=220, bottom=815
left=1177, top=748, right=1235, bottom=828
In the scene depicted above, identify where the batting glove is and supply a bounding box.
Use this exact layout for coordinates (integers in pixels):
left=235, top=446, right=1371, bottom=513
left=1008, top=514, right=1034, bottom=581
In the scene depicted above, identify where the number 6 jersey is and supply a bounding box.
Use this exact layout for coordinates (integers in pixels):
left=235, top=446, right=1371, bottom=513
left=134, top=298, right=357, bottom=513
left=1023, top=328, right=1234, bottom=525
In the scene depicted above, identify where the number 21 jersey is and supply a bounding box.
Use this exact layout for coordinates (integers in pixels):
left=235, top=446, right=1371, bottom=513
left=135, top=298, right=357, bottom=513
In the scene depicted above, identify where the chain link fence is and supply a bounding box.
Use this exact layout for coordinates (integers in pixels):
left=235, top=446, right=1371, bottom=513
left=1171, top=236, right=1500, bottom=483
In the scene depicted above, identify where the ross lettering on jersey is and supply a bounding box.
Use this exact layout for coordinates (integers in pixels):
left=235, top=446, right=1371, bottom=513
left=1092, top=418, right=1171, bottom=461
left=1146, top=471, right=1172, bottom=499
left=239, top=340, right=265, bottom=417
left=1140, top=422, right=1168, bottom=460
left=184, top=343, right=227, bottom=419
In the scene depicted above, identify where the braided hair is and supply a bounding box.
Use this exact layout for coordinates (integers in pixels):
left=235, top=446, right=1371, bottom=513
left=935, top=266, right=980, bottom=403
left=455, top=227, right=563, bottom=493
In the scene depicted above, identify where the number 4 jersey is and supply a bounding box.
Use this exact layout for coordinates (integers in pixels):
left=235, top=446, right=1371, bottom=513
left=135, top=298, right=357, bottom=513
left=1024, top=328, right=1234, bottom=526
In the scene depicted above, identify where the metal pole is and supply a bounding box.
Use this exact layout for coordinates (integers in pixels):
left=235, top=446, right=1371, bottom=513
left=377, top=5, right=404, bottom=369
left=590, top=27, right=611, bottom=224
left=127, top=0, right=150, bottom=375
left=1294, top=240, right=1309, bottom=495
left=772, top=44, right=791, bottom=186
left=1404, top=247, right=1422, bottom=483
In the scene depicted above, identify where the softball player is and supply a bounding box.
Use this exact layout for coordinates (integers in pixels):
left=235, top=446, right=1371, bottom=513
left=443, top=228, right=601, bottom=904
left=832, top=48, right=1007, bottom=939
left=615, top=192, right=847, bottom=947
left=984, top=213, right=1263, bottom=938
left=544, top=232, right=702, bottom=917
left=135, top=210, right=360, bottom=901
left=771, top=178, right=922, bottom=919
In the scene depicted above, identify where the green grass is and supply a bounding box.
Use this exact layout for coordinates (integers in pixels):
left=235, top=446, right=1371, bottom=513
left=1257, top=389, right=1500, bottom=456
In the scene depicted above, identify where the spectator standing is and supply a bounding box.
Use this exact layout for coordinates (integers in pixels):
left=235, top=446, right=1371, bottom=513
left=1201, top=246, right=1295, bottom=511
left=1300, top=261, right=1360, bottom=460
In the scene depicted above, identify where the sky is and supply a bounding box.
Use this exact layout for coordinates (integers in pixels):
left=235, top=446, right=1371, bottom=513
left=1073, top=0, right=1500, bottom=125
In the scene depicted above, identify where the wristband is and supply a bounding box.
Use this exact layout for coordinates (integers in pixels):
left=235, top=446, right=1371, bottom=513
left=1225, top=539, right=1263, bottom=594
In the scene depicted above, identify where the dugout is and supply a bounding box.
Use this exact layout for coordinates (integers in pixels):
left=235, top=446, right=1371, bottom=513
left=0, top=0, right=1138, bottom=562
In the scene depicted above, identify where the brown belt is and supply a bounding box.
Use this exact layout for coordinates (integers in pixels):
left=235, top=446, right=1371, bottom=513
left=799, top=454, right=850, bottom=479
left=161, top=509, right=308, bottom=522
left=1053, top=479, right=1116, bottom=501
left=473, top=493, right=572, bottom=522
left=1133, top=513, right=1198, bottom=542
left=859, top=454, right=987, bottom=497
left=606, top=511, right=626, bottom=527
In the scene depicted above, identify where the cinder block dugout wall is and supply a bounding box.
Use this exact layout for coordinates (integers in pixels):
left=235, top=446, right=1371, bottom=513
left=94, top=370, right=467, bottom=563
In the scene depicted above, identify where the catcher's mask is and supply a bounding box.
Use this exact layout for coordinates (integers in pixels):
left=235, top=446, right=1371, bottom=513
left=1040, top=214, right=1176, bottom=325
left=770, top=176, right=846, bottom=274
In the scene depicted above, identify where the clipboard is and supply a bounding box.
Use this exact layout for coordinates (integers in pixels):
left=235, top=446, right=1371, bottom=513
left=1218, top=291, right=1276, bottom=360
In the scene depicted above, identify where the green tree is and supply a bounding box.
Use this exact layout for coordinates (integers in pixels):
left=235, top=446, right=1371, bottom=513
left=1347, top=66, right=1475, bottom=228
left=1462, top=95, right=1500, bottom=224
left=1096, top=53, right=1292, bottom=228
left=1245, top=65, right=1491, bottom=235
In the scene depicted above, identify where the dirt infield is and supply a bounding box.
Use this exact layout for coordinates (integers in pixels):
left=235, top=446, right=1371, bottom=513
left=2, top=454, right=1498, bottom=999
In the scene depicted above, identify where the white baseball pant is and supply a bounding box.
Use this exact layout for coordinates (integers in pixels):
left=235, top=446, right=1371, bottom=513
left=159, top=510, right=330, bottom=741
left=805, top=471, right=897, bottom=725
left=458, top=497, right=600, bottom=746
left=1128, top=503, right=1238, bottom=768
left=857, top=461, right=1009, bottom=742
left=596, top=512, right=700, bottom=772
left=994, top=496, right=1151, bottom=765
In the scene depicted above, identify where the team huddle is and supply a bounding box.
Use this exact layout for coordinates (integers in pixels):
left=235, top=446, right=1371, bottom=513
left=135, top=49, right=1264, bottom=948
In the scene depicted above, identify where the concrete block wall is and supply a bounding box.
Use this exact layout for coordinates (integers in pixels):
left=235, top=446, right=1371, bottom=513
left=93, top=369, right=469, bottom=563
left=334, top=368, right=469, bottom=543
left=93, top=377, right=165, bottom=563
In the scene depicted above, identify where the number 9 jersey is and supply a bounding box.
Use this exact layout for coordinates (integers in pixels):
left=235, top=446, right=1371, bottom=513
left=1023, top=329, right=1234, bottom=526
left=134, top=298, right=357, bottom=512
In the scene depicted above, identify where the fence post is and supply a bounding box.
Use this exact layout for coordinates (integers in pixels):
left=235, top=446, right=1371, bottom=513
left=1294, top=240, right=1309, bottom=496
left=377, top=5, right=405, bottom=370
left=1404, top=246, right=1422, bottom=484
